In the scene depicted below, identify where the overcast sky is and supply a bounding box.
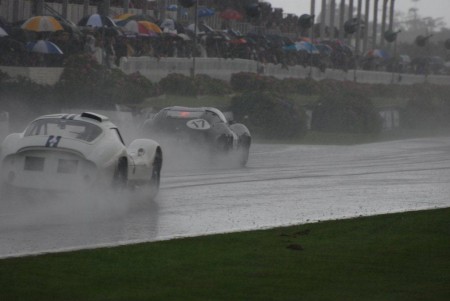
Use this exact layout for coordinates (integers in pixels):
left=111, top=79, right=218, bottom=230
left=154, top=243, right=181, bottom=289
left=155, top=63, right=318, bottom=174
left=267, top=0, right=450, bottom=28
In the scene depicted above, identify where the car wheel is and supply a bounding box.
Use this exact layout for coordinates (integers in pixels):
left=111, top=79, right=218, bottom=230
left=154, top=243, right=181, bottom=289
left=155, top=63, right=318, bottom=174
left=238, top=135, right=251, bottom=167
left=113, top=157, right=128, bottom=190
left=148, top=148, right=162, bottom=200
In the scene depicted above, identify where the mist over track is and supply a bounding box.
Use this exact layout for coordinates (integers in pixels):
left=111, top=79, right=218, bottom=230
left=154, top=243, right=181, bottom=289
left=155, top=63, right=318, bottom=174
left=1, top=137, right=450, bottom=258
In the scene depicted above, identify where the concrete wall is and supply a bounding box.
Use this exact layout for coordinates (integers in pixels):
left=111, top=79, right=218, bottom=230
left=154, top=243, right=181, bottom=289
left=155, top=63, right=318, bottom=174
left=2, top=57, right=449, bottom=86
left=0, top=66, right=63, bottom=85
left=120, top=57, right=448, bottom=86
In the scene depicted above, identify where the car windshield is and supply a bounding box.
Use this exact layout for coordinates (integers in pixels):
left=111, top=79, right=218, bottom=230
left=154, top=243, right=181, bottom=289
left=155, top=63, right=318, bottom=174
left=24, top=118, right=102, bottom=142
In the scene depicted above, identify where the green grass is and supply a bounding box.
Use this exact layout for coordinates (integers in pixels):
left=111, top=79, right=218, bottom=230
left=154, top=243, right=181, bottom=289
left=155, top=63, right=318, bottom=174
left=1, top=208, right=449, bottom=301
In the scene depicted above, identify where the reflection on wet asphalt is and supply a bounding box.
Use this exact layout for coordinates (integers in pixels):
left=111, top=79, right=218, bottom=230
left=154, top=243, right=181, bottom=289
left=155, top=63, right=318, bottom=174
left=1, top=137, right=450, bottom=258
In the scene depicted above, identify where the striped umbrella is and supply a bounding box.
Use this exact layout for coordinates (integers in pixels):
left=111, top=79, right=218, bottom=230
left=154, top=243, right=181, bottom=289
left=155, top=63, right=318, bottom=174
left=26, top=40, right=63, bottom=54
left=123, top=20, right=159, bottom=36
left=138, top=21, right=162, bottom=34
left=78, top=14, right=116, bottom=28
left=0, top=26, right=8, bottom=37
left=21, top=16, right=63, bottom=32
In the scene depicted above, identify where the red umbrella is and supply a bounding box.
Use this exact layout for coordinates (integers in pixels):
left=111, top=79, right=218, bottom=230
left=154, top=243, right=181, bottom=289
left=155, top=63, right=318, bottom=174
left=219, top=9, right=243, bottom=20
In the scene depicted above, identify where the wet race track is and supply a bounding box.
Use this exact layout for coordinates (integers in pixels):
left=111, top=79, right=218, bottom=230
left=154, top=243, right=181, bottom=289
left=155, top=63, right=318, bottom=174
left=1, top=137, right=450, bottom=258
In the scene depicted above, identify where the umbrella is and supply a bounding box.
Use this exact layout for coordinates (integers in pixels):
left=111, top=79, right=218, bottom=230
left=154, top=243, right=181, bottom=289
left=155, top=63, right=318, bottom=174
left=316, top=44, right=333, bottom=56
left=177, top=33, right=191, bottom=41
left=160, top=19, right=176, bottom=32
left=78, top=14, right=116, bottom=28
left=187, top=22, right=214, bottom=34
left=26, top=40, right=63, bottom=54
left=366, top=49, right=389, bottom=59
left=21, top=16, right=63, bottom=32
left=198, top=8, right=215, bottom=18
left=138, top=21, right=162, bottom=34
left=122, top=20, right=160, bottom=36
left=294, top=41, right=319, bottom=54
left=167, top=4, right=178, bottom=11
left=0, top=26, right=8, bottom=37
left=229, top=38, right=247, bottom=45
left=113, top=13, right=135, bottom=21
left=219, top=9, right=243, bottom=20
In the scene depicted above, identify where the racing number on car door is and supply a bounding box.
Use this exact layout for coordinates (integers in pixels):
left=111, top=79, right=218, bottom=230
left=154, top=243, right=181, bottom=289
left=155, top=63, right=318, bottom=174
left=45, top=135, right=61, bottom=147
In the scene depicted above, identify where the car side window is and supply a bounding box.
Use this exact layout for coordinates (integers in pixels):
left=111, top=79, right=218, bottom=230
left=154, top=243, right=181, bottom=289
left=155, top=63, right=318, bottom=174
left=204, top=111, right=223, bottom=125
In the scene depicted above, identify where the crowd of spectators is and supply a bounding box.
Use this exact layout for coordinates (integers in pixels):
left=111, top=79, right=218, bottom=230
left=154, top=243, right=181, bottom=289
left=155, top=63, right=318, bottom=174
left=0, top=20, right=355, bottom=73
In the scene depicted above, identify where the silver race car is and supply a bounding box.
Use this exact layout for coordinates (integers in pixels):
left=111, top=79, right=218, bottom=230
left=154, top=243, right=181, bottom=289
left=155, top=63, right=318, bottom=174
left=0, top=112, right=162, bottom=199
left=142, top=106, right=251, bottom=167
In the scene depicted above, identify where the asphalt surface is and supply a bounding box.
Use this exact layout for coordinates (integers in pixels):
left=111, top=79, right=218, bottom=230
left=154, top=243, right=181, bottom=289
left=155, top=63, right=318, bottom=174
left=1, top=137, right=450, bottom=258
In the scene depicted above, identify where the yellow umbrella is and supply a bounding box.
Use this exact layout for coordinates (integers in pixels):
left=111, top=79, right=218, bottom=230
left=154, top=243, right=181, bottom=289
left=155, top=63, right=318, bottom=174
left=113, top=13, right=135, bottom=21
left=138, top=21, right=162, bottom=34
left=21, top=16, right=63, bottom=32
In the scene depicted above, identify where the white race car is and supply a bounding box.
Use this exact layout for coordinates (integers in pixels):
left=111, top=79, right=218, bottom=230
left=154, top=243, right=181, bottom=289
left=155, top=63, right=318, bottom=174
left=0, top=112, right=162, bottom=199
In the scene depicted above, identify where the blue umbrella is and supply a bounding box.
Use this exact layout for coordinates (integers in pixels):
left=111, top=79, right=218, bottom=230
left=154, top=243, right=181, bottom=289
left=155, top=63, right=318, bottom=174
left=198, top=8, right=215, bottom=18
left=167, top=4, right=178, bottom=11
left=26, top=40, right=63, bottom=54
left=294, top=41, right=319, bottom=54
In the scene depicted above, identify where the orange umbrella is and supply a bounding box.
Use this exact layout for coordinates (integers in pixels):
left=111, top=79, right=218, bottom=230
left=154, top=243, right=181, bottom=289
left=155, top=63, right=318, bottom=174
left=113, top=13, right=135, bottom=21
left=138, top=21, right=162, bottom=34
left=219, top=9, right=243, bottom=20
left=21, top=16, right=63, bottom=32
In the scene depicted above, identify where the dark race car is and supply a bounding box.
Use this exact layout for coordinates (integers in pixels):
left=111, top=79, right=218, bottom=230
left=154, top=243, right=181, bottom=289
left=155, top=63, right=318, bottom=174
left=142, top=106, right=251, bottom=167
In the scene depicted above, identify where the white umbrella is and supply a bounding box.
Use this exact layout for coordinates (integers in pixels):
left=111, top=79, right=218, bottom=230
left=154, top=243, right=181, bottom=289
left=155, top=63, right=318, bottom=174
left=0, top=26, right=8, bottom=37
left=78, top=14, right=116, bottom=28
left=26, top=40, right=63, bottom=54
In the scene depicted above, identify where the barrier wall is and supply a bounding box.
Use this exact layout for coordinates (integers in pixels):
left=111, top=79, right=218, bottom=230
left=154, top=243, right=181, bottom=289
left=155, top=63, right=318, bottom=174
left=0, top=66, right=63, bottom=85
left=120, top=57, right=448, bottom=86
left=1, top=57, right=449, bottom=86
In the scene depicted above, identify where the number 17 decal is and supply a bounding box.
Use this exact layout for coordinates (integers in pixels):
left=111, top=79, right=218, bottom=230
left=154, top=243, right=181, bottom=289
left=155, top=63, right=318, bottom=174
left=186, top=119, right=211, bottom=130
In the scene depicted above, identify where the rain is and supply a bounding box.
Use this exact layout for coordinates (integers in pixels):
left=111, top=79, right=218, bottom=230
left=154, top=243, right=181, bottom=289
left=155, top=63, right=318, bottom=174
left=0, top=0, right=450, bottom=260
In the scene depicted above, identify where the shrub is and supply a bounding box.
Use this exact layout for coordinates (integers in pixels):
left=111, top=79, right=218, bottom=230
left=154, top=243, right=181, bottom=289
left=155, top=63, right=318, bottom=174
left=159, top=73, right=197, bottom=96
left=402, top=97, right=440, bottom=129
left=311, top=85, right=382, bottom=134
left=230, top=91, right=307, bottom=139
left=230, top=72, right=279, bottom=92
left=1, top=76, right=57, bottom=130
left=195, top=74, right=232, bottom=95
left=55, top=54, right=156, bottom=108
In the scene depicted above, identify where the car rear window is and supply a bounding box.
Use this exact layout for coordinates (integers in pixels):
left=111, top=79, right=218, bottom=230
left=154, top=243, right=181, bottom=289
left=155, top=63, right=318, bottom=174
left=25, top=118, right=102, bottom=142
left=166, top=110, right=204, bottom=118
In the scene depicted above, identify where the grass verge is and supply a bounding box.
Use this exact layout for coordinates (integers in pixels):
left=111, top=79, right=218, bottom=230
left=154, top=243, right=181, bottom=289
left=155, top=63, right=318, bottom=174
left=1, top=208, right=449, bottom=301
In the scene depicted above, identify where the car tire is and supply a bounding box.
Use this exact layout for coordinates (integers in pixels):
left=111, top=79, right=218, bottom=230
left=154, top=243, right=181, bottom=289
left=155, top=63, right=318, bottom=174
left=148, top=148, right=162, bottom=200
left=238, top=135, right=251, bottom=167
left=113, top=157, right=128, bottom=190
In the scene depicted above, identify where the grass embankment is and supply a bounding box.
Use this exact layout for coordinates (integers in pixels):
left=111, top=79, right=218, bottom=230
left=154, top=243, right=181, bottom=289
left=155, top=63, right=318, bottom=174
left=1, top=208, right=449, bottom=301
